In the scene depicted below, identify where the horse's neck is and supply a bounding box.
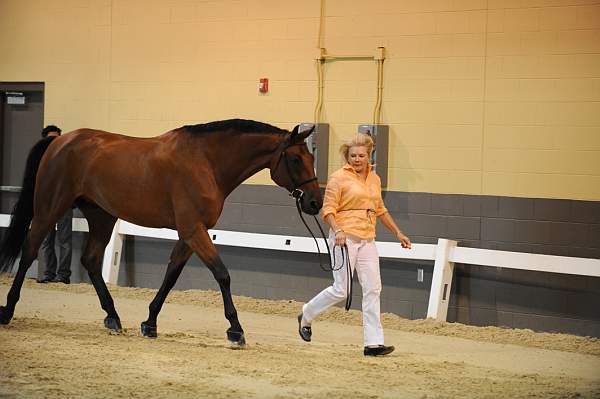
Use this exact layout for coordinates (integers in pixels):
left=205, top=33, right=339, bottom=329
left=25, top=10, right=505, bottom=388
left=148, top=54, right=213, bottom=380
left=209, top=133, right=284, bottom=197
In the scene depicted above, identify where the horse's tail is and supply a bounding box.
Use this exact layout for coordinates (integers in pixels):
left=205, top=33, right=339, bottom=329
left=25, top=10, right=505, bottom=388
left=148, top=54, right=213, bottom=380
left=0, top=137, right=57, bottom=273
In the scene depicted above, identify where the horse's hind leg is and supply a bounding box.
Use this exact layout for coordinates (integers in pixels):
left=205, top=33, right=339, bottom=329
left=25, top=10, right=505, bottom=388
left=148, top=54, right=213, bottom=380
left=184, top=224, right=245, bottom=347
left=79, top=203, right=121, bottom=332
left=141, top=239, right=193, bottom=337
left=0, top=218, right=57, bottom=324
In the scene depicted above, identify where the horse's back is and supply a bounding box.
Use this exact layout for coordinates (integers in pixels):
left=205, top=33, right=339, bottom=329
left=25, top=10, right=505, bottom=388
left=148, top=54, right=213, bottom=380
left=37, top=129, right=180, bottom=226
left=40, top=129, right=151, bottom=181
left=44, top=128, right=175, bottom=169
left=49, top=128, right=161, bottom=155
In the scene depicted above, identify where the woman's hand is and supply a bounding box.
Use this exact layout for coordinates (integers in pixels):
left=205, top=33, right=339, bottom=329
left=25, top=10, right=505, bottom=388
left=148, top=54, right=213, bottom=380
left=380, top=212, right=411, bottom=249
left=396, top=231, right=412, bottom=249
left=335, top=230, right=347, bottom=246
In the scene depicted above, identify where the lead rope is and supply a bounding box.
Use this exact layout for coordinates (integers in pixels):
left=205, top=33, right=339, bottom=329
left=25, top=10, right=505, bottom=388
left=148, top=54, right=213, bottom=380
left=338, top=244, right=353, bottom=311
left=294, top=197, right=354, bottom=311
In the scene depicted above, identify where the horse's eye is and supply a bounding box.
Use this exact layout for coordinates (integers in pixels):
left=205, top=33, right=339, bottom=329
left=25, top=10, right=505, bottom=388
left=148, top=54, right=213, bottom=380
left=292, top=157, right=301, bottom=165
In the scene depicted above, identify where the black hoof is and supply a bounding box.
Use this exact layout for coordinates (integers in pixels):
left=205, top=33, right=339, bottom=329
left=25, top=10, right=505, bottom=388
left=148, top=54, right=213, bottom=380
left=141, top=321, right=157, bottom=338
left=227, top=328, right=246, bottom=348
left=0, top=306, right=12, bottom=325
left=104, top=316, right=122, bottom=332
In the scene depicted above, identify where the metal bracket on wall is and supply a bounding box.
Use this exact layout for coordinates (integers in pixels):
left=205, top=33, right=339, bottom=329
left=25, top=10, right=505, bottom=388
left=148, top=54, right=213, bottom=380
left=358, top=124, right=389, bottom=189
left=301, top=122, right=329, bottom=186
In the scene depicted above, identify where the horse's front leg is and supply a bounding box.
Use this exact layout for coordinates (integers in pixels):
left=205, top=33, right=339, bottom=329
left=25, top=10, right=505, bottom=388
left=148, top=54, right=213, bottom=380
left=184, top=225, right=245, bottom=348
left=141, top=239, right=193, bottom=338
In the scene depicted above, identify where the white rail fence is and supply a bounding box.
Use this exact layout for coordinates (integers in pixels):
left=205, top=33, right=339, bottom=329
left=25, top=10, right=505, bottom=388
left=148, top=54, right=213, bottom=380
left=1, top=214, right=599, bottom=321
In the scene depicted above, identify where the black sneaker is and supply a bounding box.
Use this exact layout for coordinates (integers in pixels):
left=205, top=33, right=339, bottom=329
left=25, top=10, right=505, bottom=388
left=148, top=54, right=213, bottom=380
left=37, top=276, right=54, bottom=284
left=297, top=313, right=311, bottom=342
left=53, top=277, right=70, bottom=285
left=364, top=345, right=395, bottom=356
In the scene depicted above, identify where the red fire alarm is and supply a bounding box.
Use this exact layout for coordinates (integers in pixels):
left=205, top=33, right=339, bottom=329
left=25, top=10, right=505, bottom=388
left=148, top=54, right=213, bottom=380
left=259, top=78, right=269, bottom=93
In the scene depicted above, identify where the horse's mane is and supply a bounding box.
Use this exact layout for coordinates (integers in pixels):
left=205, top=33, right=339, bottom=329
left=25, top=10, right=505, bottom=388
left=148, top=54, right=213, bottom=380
left=182, top=119, right=286, bottom=136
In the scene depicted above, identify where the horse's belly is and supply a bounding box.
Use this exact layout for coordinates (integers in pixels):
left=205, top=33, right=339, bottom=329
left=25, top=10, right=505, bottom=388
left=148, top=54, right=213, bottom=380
left=84, top=183, right=176, bottom=229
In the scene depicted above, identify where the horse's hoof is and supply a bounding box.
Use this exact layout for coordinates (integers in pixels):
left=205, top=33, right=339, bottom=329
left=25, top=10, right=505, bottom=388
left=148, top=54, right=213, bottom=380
left=104, top=316, right=122, bottom=333
left=0, top=306, right=12, bottom=325
left=227, top=329, right=246, bottom=348
left=141, top=321, right=157, bottom=338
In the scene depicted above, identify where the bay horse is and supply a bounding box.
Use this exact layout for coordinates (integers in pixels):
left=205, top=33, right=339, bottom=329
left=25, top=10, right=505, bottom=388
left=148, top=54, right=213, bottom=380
left=0, top=119, right=322, bottom=346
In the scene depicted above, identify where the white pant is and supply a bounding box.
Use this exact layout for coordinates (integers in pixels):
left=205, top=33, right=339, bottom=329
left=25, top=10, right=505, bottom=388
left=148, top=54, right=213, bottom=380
left=302, top=234, right=384, bottom=346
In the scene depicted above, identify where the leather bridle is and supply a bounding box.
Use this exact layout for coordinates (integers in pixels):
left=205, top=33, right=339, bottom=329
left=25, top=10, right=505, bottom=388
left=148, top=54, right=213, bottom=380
left=272, top=141, right=318, bottom=200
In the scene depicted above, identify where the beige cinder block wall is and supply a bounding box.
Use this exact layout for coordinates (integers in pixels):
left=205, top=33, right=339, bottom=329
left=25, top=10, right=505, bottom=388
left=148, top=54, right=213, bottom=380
left=1, top=0, right=598, bottom=200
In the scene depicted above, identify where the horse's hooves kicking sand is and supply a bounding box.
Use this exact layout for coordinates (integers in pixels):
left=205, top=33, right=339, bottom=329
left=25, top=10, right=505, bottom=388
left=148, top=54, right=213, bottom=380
left=0, top=306, right=11, bottom=324
left=227, top=328, right=246, bottom=348
left=140, top=321, right=157, bottom=338
left=104, top=316, right=122, bottom=332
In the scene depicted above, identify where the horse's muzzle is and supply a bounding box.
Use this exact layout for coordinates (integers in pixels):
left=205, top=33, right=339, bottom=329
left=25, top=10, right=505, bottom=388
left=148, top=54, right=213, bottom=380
left=300, top=195, right=322, bottom=215
left=292, top=186, right=322, bottom=215
left=308, top=199, right=321, bottom=215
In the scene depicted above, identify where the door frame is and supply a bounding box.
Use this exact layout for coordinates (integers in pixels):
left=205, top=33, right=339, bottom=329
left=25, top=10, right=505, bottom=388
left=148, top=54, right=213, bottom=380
left=0, top=81, right=45, bottom=189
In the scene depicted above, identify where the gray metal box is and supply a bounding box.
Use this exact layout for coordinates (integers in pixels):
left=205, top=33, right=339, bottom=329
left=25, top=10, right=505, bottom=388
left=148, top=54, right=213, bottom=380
left=300, top=122, right=329, bottom=185
left=358, top=124, right=389, bottom=189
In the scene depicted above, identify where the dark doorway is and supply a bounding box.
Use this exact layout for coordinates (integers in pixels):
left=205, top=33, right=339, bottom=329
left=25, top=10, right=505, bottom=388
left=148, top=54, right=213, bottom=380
left=0, top=82, right=45, bottom=187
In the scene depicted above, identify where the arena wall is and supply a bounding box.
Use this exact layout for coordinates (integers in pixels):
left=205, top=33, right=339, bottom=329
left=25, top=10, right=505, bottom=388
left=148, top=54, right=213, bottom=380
left=1, top=0, right=599, bottom=199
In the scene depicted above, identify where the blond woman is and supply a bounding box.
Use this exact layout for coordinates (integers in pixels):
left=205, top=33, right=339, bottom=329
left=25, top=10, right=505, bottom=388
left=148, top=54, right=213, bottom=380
left=298, top=133, right=411, bottom=356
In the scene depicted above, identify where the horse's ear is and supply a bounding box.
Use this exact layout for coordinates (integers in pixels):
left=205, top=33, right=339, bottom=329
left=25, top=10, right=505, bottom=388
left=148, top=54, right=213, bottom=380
left=298, top=124, right=315, bottom=141
left=288, top=124, right=300, bottom=144
left=290, top=124, right=314, bottom=144
left=291, top=124, right=300, bottom=135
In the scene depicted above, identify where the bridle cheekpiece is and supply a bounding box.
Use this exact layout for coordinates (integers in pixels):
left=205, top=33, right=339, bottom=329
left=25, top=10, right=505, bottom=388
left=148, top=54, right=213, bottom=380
left=273, top=141, right=318, bottom=200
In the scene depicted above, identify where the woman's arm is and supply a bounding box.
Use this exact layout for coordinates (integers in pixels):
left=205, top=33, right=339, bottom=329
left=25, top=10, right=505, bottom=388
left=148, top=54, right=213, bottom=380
left=379, top=212, right=412, bottom=249
left=324, top=213, right=346, bottom=246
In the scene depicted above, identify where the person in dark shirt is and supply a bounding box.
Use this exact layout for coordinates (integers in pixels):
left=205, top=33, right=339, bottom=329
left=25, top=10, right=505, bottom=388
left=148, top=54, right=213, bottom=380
left=37, top=125, right=72, bottom=284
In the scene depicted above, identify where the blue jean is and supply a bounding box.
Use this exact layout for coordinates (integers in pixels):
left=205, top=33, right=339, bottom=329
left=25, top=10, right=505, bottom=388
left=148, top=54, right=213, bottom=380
left=39, top=209, right=73, bottom=279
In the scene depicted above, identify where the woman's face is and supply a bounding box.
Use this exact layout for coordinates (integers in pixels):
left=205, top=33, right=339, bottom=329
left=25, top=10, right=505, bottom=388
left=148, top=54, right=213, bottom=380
left=348, top=145, right=369, bottom=174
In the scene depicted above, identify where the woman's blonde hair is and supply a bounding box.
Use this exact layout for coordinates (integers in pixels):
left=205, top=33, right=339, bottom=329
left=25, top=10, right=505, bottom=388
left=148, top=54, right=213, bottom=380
left=339, top=133, right=374, bottom=163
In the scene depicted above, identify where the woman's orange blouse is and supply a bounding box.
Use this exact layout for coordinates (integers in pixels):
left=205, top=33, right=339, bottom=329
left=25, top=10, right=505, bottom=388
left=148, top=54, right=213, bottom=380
left=321, top=164, right=388, bottom=241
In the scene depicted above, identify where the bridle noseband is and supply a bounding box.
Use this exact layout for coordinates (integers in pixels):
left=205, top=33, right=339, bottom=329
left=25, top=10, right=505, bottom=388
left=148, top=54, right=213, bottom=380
left=273, top=142, right=318, bottom=199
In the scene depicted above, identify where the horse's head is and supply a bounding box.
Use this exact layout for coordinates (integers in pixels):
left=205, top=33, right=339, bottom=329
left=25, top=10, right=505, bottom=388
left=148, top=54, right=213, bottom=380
left=270, top=124, right=323, bottom=215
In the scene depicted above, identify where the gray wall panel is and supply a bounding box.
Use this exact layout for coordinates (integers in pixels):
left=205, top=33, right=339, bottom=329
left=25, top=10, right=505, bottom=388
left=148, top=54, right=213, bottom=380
left=405, top=192, right=431, bottom=213
left=447, top=216, right=481, bottom=240
left=499, top=197, right=535, bottom=219
left=481, top=196, right=500, bottom=217
left=463, top=196, right=482, bottom=217
left=431, top=194, right=464, bottom=216
left=381, top=191, right=409, bottom=213
left=482, top=218, right=515, bottom=242
left=534, top=199, right=572, bottom=222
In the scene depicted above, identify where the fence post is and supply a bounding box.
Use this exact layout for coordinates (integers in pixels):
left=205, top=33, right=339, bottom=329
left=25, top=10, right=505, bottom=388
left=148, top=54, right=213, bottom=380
left=426, top=238, right=457, bottom=321
left=102, top=219, right=123, bottom=285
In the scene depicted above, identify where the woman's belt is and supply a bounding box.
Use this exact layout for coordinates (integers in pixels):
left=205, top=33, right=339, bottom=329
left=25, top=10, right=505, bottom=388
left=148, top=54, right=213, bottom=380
left=338, top=208, right=376, bottom=224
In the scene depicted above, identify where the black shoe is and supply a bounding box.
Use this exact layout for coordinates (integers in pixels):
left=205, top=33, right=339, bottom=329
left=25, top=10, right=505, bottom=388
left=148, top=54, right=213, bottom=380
left=297, top=313, right=311, bottom=342
left=364, top=345, right=395, bottom=357
left=37, top=276, right=54, bottom=284
left=53, top=277, right=70, bottom=285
